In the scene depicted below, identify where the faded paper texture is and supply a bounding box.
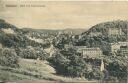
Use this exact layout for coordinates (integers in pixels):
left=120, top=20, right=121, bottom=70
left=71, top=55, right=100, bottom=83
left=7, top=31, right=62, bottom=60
left=0, top=1, right=128, bottom=83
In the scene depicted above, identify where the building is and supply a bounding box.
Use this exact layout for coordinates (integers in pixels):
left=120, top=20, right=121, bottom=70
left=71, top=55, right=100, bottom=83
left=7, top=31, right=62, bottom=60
left=75, top=46, right=87, bottom=53
left=109, top=42, right=128, bottom=53
left=109, top=43, right=121, bottom=53
left=118, top=42, right=128, bottom=46
left=108, top=28, right=122, bottom=36
left=120, top=46, right=128, bottom=56
left=64, top=44, right=74, bottom=50
left=1, top=28, right=15, bottom=34
left=64, top=45, right=103, bottom=58
left=58, top=31, right=63, bottom=35
left=81, top=47, right=103, bottom=58
left=90, top=32, right=102, bottom=37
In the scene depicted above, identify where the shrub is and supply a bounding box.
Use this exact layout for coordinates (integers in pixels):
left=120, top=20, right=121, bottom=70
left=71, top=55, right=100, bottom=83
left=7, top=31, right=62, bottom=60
left=18, top=47, right=49, bottom=60
left=91, top=68, right=104, bottom=80
left=49, top=48, right=88, bottom=77
left=104, top=55, right=128, bottom=79
left=0, top=48, right=19, bottom=68
left=19, top=48, right=37, bottom=59
left=0, top=70, right=10, bottom=82
left=49, top=47, right=106, bottom=79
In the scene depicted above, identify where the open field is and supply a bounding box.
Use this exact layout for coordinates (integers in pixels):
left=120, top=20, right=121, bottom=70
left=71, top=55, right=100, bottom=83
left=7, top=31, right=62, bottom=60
left=0, top=59, right=101, bottom=83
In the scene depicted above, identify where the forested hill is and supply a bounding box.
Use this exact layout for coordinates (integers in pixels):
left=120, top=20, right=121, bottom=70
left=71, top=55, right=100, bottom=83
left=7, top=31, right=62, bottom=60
left=0, top=19, right=24, bottom=33
left=82, top=20, right=128, bottom=36
left=0, top=19, right=50, bottom=48
left=0, top=19, right=24, bottom=47
left=23, top=28, right=86, bottom=35
left=75, top=20, right=128, bottom=46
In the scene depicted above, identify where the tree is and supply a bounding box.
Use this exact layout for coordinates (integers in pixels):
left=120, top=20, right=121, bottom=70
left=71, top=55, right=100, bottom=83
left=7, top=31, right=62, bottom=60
left=104, top=55, right=128, bottom=79
left=18, top=47, right=49, bottom=60
left=0, top=48, right=19, bottom=68
left=49, top=47, right=88, bottom=77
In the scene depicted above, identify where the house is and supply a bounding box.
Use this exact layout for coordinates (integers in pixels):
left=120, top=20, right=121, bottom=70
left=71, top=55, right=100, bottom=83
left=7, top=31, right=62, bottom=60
left=81, top=47, right=103, bottom=58
left=108, top=28, right=122, bottom=36
left=64, top=44, right=74, bottom=50
left=118, top=42, right=128, bottom=46
left=90, top=32, right=102, bottom=37
left=75, top=46, right=87, bottom=53
left=64, top=45, right=103, bottom=58
left=119, top=46, right=128, bottom=56
left=109, top=42, right=128, bottom=53
left=1, top=28, right=15, bottom=34
left=109, top=43, right=121, bottom=53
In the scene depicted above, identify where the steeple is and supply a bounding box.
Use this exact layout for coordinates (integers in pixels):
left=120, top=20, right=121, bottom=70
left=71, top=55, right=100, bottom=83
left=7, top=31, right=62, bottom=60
left=100, top=59, right=105, bottom=72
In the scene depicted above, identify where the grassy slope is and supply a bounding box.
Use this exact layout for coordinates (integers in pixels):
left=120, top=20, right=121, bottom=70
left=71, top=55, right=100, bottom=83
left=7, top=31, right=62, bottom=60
left=0, top=59, right=100, bottom=83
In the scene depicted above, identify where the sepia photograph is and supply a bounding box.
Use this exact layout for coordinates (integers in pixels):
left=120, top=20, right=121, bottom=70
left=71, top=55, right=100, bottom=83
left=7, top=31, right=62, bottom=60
left=0, top=1, right=128, bottom=83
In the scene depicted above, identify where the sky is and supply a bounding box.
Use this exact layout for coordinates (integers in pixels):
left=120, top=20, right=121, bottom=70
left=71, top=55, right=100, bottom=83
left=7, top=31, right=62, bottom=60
left=0, top=1, right=128, bottom=30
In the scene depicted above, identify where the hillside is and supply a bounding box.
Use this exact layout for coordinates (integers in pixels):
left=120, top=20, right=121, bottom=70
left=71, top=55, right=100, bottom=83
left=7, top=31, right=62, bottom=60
left=0, top=19, right=24, bottom=47
left=0, top=19, right=127, bottom=82
left=0, top=59, right=93, bottom=83
left=0, top=19, right=50, bottom=48
left=0, top=19, right=22, bottom=33
left=0, top=19, right=93, bottom=82
left=82, top=20, right=128, bottom=35
left=23, top=28, right=86, bottom=35
left=75, top=20, right=128, bottom=46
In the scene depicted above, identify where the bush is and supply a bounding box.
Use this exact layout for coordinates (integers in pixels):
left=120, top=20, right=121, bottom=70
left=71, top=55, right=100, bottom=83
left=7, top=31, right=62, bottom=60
left=91, top=68, right=104, bottom=80
left=0, top=70, right=10, bottom=82
left=49, top=47, right=106, bottom=79
left=18, top=47, right=49, bottom=60
left=104, top=55, right=128, bottom=79
left=0, top=48, right=19, bottom=68
left=19, top=48, right=37, bottom=59
left=49, top=48, right=89, bottom=77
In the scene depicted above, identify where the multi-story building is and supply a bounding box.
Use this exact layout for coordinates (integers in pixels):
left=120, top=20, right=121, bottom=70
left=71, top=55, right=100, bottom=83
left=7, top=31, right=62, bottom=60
left=1, top=28, right=15, bottom=34
left=75, top=46, right=87, bottom=53
left=118, top=42, right=128, bottom=46
left=64, top=44, right=74, bottom=50
left=64, top=45, right=103, bottom=58
left=109, top=43, right=121, bottom=53
left=90, top=32, right=102, bottom=37
left=109, top=42, right=128, bottom=53
left=120, top=46, right=128, bottom=56
left=78, top=47, right=103, bottom=58
left=108, top=28, right=122, bottom=36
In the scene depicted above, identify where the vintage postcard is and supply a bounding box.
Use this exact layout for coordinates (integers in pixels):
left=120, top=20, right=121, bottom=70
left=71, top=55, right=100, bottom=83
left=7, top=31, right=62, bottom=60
left=0, top=1, right=128, bottom=83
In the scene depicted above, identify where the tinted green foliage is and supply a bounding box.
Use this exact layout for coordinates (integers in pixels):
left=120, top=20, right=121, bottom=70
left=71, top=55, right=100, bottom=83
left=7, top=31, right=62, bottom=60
left=0, top=33, right=28, bottom=48
left=52, top=34, right=73, bottom=49
left=0, top=48, right=19, bottom=68
left=76, top=20, right=128, bottom=45
left=0, top=19, right=50, bottom=49
left=48, top=47, right=104, bottom=79
left=74, top=20, right=128, bottom=55
left=50, top=20, right=128, bottom=80
left=0, top=19, right=127, bottom=81
left=104, top=55, right=128, bottom=79
left=18, top=47, right=49, bottom=60
left=82, top=20, right=128, bottom=36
